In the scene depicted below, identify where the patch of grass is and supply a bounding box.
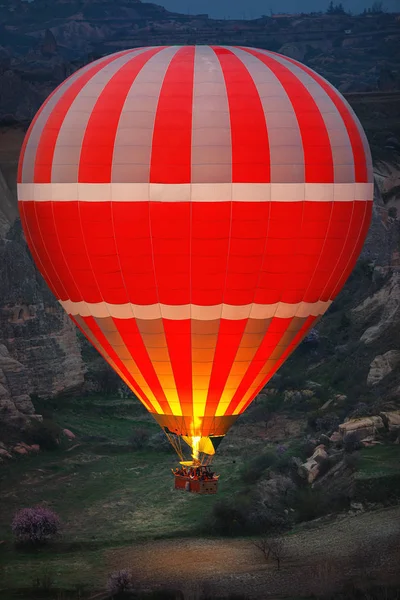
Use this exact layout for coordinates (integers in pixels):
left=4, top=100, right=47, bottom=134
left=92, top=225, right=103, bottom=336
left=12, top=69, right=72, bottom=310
left=0, top=393, right=247, bottom=594
left=0, top=394, right=245, bottom=548
left=357, top=444, right=400, bottom=479
left=354, top=444, right=400, bottom=503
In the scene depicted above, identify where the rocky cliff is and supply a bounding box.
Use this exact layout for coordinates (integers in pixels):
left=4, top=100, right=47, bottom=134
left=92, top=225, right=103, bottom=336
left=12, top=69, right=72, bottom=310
left=0, top=129, right=85, bottom=426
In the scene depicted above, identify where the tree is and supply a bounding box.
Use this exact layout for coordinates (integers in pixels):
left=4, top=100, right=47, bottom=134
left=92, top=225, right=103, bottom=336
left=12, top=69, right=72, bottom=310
left=253, top=537, right=288, bottom=570
left=364, top=1, right=385, bottom=13
left=371, top=1, right=384, bottom=12
left=12, top=507, right=61, bottom=545
left=106, top=570, right=134, bottom=598
left=327, top=1, right=346, bottom=14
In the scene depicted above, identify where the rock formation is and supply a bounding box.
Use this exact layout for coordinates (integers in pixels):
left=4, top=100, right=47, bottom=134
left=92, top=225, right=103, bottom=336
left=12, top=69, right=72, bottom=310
left=0, top=187, right=85, bottom=423
left=367, top=351, right=400, bottom=386
left=339, top=416, right=385, bottom=441
left=0, top=343, right=34, bottom=425
left=353, top=273, right=400, bottom=345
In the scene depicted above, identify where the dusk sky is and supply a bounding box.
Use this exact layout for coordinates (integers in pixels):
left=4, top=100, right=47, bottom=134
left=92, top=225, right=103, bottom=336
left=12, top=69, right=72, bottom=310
left=142, top=0, right=399, bottom=19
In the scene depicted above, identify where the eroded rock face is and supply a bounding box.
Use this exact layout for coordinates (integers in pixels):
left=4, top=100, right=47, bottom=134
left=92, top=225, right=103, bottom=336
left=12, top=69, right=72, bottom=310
left=2, top=300, right=85, bottom=399
left=367, top=351, right=400, bottom=386
left=298, top=445, right=329, bottom=484
left=0, top=343, right=34, bottom=424
left=353, top=272, right=400, bottom=345
left=0, top=219, right=85, bottom=422
left=380, top=411, right=400, bottom=431
left=339, top=416, right=385, bottom=441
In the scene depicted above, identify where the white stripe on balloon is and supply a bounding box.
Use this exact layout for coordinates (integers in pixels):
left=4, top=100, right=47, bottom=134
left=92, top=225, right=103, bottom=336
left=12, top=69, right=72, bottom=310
left=18, top=182, right=374, bottom=202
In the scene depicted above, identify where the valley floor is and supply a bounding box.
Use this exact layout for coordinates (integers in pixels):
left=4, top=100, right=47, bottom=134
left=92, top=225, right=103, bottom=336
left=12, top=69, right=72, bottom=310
left=105, top=505, right=400, bottom=598
left=1, top=395, right=399, bottom=599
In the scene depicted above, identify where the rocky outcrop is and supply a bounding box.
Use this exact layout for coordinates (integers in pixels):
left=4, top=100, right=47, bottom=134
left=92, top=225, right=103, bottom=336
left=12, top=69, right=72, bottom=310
left=298, top=445, right=329, bottom=484
left=352, top=272, right=400, bottom=345
left=367, top=351, right=400, bottom=386
left=4, top=310, right=85, bottom=399
left=0, top=343, right=34, bottom=425
left=40, top=29, right=57, bottom=56
left=0, top=164, right=18, bottom=238
left=380, top=411, right=400, bottom=432
left=0, top=220, right=85, bottom=421
left=339, top=416, right=385, bottom=441
left=0, top=440, right=41, bottom=463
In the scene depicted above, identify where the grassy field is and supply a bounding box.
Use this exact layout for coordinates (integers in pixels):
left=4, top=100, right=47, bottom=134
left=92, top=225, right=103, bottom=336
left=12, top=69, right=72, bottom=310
left=0, top=394, right=250, bottom=593
left=0, top=395, right=249, bottom=545
left=357, top=444, right=400, bottom=479
left=1, top=395, right=400, bottom=598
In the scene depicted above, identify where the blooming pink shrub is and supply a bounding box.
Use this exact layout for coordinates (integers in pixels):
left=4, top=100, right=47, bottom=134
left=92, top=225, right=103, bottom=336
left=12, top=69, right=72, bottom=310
left=106, top=569, right=133, bottom=597
left=12, top=507, right=61, bottom=544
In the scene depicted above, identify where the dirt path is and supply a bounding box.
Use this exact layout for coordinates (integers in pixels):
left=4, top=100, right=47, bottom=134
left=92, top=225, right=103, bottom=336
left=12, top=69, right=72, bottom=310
left=106, top=505, right=400, bottom=598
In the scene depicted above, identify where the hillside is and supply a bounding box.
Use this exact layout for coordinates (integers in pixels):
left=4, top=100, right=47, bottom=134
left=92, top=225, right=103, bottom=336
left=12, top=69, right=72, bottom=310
left=0, top=2, right=399, bottom=123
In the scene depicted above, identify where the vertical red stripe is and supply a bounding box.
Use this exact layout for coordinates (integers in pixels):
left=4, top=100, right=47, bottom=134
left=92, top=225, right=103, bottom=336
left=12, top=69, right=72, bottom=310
left=330, top=201, right=372, bottom=298
left=36, top=201, right=83, bottom=301
left=18, top=86, right=60, bottom=183
left=19, top=203, right=59, bottom=298
left=115, top=318, right=172, bottom=415
left=270, top=51, right=369, bottom=183
left=51, top=202, right=102, bottom=303
left=204, top=319, right=248, bottom=417
left=242, top=47, right=333, bottom=183
left=212, top=47, right=270, bottom=183
left=33, top=50, right=134, bottom=183
left=163, top=319, right=192, bottom=417
left=150, top=202, right=191, bottom=305
left=150, top=46, right=195, bottom=183
left=226, top=317, right=292, bottom=414
left=313, top=201, right=363, bottom=302
left=19, top=202, right=69, bottom=299
left=79, top=47, right=164, bottom=183
left=70, top=315, right=154, bottom=413
left=238, top=315, right=316, bottom=413
left=81, top=315, right=158, bottom=412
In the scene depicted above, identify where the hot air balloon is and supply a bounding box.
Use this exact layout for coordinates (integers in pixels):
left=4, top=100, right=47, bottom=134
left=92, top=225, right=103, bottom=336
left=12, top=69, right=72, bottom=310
left=17, top=45, right=373, bottom=471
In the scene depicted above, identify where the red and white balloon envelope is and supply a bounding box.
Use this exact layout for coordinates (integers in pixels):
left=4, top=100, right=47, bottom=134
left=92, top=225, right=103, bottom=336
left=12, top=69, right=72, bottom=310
left=18, top=45, right=373, bottom=460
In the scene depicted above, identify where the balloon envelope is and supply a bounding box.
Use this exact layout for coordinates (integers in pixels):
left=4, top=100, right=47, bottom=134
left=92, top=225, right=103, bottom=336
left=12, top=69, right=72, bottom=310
left=17, top=45, right=373, bottom=454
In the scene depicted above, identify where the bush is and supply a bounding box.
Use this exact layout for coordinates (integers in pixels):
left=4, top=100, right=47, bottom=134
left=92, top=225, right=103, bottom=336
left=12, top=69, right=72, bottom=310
left=291, top=488, right=325, bottom=522
left=210, top=499, right=248, bottom=536
left=297, top=438, right=318, bottom=460
left=25, top=418, right=61, bottom=450
left=250, top=475, right=295, bottom=532
left=128, top=428, right=150, bottom=451
left=106, top=569, right=134, bottom=598
left=12, top=507, right=61, bottom=545
left=348, top=402, right=371, bottom=420
left=343, top=432, right=362, bottom=454
left=240, top=451, right=277, bottom=484
left=344, top=452, right=360, bottom=472
left=315, top=413, right=340, bottom=434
